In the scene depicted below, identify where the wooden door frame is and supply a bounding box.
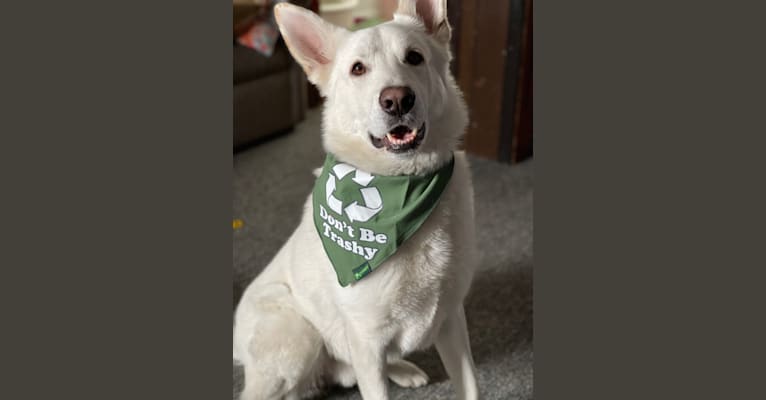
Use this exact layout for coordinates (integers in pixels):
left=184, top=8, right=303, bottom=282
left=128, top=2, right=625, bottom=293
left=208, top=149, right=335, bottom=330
left=451, top=0, right=533, bottom=163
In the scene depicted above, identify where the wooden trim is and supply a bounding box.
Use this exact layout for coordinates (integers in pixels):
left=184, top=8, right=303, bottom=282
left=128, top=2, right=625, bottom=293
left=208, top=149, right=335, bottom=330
left=456, top=0, right=477, bottom=106
left=447, top=0, right=462, bottom=78
left=511, top=0, right=533, bottom=163
left=498, top=0, right=526, bottom=163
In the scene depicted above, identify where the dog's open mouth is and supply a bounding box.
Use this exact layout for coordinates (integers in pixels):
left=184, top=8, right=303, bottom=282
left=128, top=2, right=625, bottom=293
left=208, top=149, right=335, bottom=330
left=369, top=123, right=426, bottom=153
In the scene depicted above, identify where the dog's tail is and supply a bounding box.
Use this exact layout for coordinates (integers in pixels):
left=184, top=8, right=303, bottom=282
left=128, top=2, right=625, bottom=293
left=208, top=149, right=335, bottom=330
left=234, top=283, right=327, bottom=400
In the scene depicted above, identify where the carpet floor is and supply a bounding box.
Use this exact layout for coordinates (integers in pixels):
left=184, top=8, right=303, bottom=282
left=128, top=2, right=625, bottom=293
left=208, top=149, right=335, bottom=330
left=233, top=108, right=533, bottom=399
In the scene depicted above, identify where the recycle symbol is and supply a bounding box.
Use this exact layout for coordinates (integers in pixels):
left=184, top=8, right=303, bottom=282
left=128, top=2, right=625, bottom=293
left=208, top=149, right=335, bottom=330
left=325, top=163, right=383, bottom=223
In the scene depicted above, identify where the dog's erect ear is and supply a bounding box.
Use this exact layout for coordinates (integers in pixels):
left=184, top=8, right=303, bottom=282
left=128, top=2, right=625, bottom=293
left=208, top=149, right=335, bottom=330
left=396, top=0, right=451, bottom=44
left=274, top=3, right=346, bottom=92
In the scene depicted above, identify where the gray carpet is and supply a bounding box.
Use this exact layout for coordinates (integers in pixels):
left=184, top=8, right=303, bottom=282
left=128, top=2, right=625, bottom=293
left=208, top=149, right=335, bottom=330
left=233, top=108, right=533, bottom=399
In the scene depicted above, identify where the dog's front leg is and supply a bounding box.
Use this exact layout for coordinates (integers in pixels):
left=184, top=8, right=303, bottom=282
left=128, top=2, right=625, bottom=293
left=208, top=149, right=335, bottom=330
left=435, top=305, right=480, bottom=400
left=346, top=323, right=389, bottom=400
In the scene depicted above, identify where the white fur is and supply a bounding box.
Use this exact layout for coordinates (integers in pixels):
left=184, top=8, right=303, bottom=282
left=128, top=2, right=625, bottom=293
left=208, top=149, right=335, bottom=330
left=234, top=1, right=479, bottom=399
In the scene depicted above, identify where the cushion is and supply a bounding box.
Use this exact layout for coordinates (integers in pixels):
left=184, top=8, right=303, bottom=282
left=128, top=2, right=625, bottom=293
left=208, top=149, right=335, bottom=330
left=234, top=41, right=292, bottom=84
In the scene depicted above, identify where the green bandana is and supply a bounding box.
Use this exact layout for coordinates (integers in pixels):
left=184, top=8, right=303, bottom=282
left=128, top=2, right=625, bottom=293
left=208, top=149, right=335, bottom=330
left=312, top=153, right=455, bottom=287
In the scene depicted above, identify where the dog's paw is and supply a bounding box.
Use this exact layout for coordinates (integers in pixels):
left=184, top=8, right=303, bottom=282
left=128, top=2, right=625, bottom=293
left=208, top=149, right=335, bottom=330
left=387, top=359, right=429, bottom=388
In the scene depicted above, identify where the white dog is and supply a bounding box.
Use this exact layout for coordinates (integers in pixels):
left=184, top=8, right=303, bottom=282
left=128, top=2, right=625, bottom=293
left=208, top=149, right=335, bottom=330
left=233, top=1, right=479, bottom=399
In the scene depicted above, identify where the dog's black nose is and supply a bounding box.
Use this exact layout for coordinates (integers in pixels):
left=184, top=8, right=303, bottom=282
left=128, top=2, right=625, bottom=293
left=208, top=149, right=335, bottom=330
left=379, top=86, right=416, bottom=117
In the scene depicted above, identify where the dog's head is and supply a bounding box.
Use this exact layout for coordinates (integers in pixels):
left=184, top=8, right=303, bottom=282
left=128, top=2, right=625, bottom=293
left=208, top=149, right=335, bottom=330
left=275, top=0, right=467, bottom=176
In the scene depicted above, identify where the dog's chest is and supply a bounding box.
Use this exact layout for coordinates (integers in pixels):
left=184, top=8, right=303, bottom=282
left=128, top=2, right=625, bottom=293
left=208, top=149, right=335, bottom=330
left=388, top=225, right=453, bottom=352
left=296, top=154, right=475, bottom=360
left=337, top=207, right=456, bottom=353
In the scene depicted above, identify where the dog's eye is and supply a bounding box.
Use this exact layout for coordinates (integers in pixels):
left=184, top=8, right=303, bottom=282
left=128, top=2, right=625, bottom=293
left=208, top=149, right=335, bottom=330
left=405, top=50, right=424, bottom=66
left=350, top=62, right=366, bottom=76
